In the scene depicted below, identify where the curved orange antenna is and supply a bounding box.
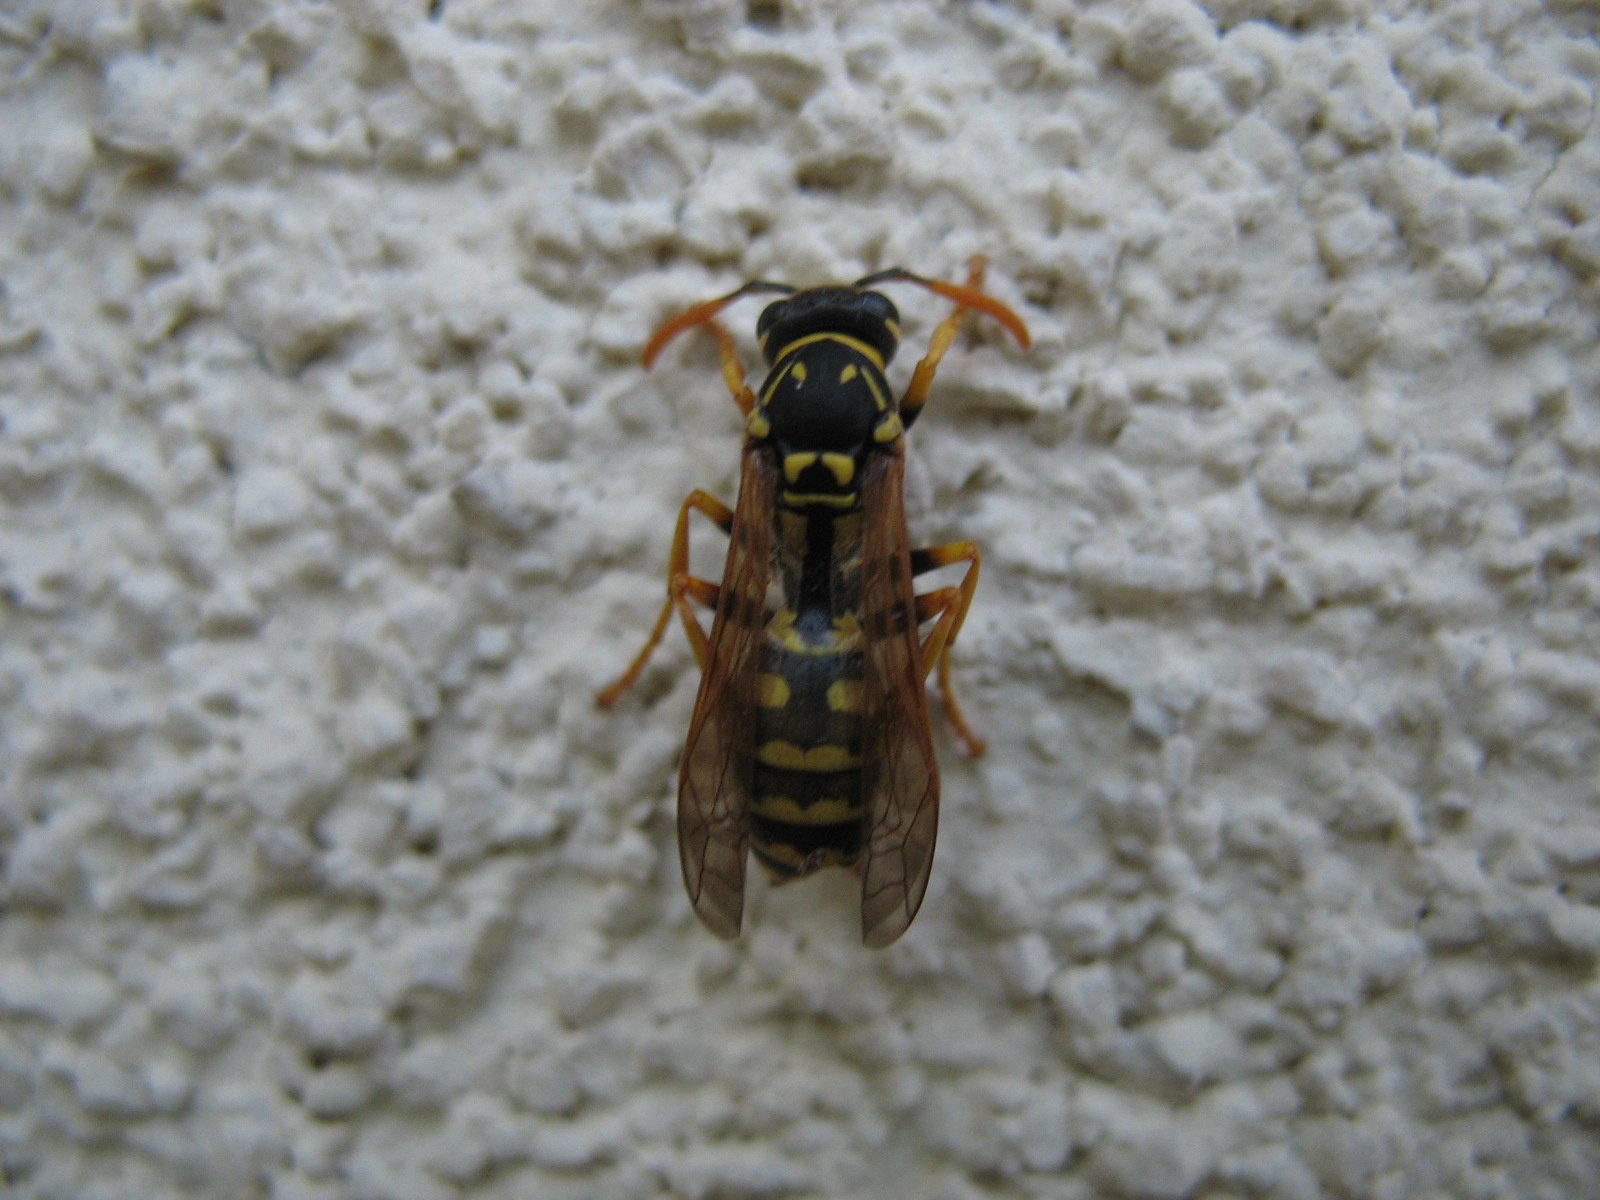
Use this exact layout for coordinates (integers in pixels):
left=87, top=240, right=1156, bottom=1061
left=642, top=296, right=741, bottom=369
left=642, top=264, right=1030, bottom=369
left=914, top=277, right=1031, bottom=351
left=641, top=282, right=795, bottom=370
left=856, top=262, right=1032, bottom=351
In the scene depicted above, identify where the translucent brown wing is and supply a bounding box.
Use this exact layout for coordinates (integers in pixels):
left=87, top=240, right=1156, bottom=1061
left=677, top=441, right=775, bottom=939
left=858, top=442, right=940, bottom=948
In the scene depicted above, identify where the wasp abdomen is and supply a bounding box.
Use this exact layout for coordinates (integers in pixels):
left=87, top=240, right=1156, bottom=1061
left=749, top=628, right=866, bottom=878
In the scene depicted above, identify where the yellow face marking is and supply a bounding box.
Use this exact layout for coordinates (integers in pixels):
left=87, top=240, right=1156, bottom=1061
left=839, top=363, right=858, bottom=384
left=750, top=794, right=862, bottom=825
left=771, top=332, right=885, bottom=373
left=820, top=453, right=855, bottom=486
left=758, top=674, right=791, bottom=708
left=783, top=452, right=818, bottom=483
left=756, top=741, right=863, bottom=772
left=826, top=680, right=863, bottom=713
left=746, top=409, right=771, bottom=438
left=873, top=412, right=904, bottom=443
left=781, top=491, right=857, bottom=508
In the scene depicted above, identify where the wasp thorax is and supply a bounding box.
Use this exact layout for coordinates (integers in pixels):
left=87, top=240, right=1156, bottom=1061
left=752, top=352, right=882, bottom=504
left=763, top=373, right=877, bottom=447
left=757, top=287, right=900, bottom=366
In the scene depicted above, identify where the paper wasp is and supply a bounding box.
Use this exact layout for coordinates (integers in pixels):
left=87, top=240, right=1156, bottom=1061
left=596, top=257, right=1030, bottom=946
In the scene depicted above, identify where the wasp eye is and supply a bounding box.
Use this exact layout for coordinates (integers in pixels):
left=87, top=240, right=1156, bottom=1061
left=756, top=300, right=790, bottom=340
left=861, top=292, right=897, bottom=322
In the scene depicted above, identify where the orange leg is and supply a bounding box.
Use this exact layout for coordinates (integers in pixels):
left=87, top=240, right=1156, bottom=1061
left=899, top=256, right=989, bottom=427
left=703, top=317, right=758, bottom=416
left=645, top=304, right=757, bottom=416
left=911, top=540, right=984, bottom=756
left=595, top=491, right=732, bottom=708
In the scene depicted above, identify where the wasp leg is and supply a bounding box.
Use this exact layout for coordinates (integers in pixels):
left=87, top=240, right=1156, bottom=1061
left=910, top=540, right=984, bottom=757
left=899, top=255, right=989, bottom=427
left=595, top=490, right=732, bottom=708
left=646, top=305, right=757, bottom=415
left=702, top=316, right=759, bottom=417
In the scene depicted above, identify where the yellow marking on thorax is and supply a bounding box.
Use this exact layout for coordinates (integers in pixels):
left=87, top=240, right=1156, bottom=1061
left=839, top=363, right=858, bottom=384
left=771, top=332, right=885, bottom=373
left=759, top=674, right=791, bottom=707
left=862, top=367, right=889, bottom=411
left=758, top=354, right=813, bottom=412
left=873, top=412, right=903, bottom=443
left=784, top=452, right=818, bottom=483
left=750, top=795, right=861, bottom=825
left=826, top=680, right=864, bottom=713
left=821, top=453, right=855, bottom=485
left=781, top=491, right=858, bottom=508
left=756, top=741, right=862, bottom=771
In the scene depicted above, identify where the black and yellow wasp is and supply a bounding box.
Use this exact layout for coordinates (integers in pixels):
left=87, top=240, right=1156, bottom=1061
left=597, top=258, right=1030, bottom=946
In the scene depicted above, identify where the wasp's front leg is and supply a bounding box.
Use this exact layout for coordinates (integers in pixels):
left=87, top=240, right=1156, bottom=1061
left=898, top=256, right=991, bottom=428
left=644, top=305, right=758, bottom=416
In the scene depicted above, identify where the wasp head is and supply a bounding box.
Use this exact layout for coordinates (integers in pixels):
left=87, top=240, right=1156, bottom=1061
left=756, top=287, right=900, bottom=367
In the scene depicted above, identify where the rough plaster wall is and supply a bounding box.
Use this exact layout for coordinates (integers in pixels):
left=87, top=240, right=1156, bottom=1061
left=2, top=0, right=1599, bottom=1197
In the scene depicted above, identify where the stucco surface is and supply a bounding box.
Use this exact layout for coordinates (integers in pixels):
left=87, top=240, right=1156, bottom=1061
left=2, top=1, right=1599, bottom=1197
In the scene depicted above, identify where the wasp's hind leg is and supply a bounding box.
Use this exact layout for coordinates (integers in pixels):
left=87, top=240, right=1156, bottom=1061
left=911, top=540, right=984, bottom=756
left=595, top=490, right=732, bottom=708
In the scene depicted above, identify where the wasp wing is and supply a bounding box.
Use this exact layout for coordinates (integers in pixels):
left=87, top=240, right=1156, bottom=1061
left=677, top=440, right=776, bottom=940
left=858, top=442, right=940, bottom=948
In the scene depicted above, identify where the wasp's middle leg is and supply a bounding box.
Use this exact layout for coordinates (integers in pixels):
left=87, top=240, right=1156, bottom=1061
left=595, top=490, right=731, bottom=708
left=911, top=540, right=984, bottom=756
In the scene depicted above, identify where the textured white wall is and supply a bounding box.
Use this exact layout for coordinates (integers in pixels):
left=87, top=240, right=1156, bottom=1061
left=2, top=0, right=1598, bottom=1197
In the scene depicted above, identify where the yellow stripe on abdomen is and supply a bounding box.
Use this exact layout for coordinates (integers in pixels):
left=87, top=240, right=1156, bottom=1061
left=749, top=793, right=861, bottom=825
left=756, top=741, right=862, bottom=771
left=826, top=680, right=863, bottom=712
left=758, top=674, right=791, bottom=707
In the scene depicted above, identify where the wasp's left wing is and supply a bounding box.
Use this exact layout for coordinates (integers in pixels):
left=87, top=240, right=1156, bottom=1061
left=677, top=440, right=776, bottom=939
left=857, top=441, right=940, bottom=948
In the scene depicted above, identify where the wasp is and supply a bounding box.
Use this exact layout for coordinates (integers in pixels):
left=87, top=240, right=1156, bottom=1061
left=597, top=257, right=1030, bottom=946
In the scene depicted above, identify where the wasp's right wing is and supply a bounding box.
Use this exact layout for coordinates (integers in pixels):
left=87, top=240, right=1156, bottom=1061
left=857, top=441, right=941, bottom=948
left=677, top=440, right=776, bottom=939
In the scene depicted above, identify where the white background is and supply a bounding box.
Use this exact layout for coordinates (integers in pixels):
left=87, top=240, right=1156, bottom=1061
left=2, top=1, right=1599, bottom=1197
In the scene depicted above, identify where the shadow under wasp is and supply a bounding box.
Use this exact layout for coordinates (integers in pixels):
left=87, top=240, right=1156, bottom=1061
left=597, top=257, right=1030, bottom=946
